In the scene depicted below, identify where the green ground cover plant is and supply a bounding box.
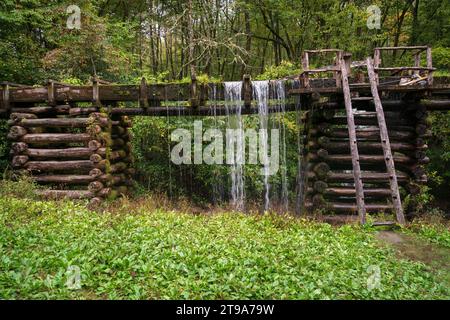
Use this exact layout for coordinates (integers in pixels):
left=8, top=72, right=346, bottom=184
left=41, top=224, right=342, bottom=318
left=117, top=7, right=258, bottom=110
left=0, top=195, right=448, bottom=300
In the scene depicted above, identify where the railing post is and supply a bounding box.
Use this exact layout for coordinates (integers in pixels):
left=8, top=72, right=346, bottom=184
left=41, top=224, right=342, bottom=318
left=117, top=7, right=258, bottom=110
left=139, top=77, right=149, bottom=110
left=426, top=47, right=433, bottom=86
left=301, top=51, right=310, bottom=88
left=374, top=48, right=381, bottom=85
left=47, top=80, right=55, bottom=106
left=414, top=52, right=421, bottom=76
left=1, top=82, right=10, bottom=114
left=190, top=75, right=198, bottom=109
left=92, top=76, right=100, bottom=107
left=242, top=74, right=252, bottom=109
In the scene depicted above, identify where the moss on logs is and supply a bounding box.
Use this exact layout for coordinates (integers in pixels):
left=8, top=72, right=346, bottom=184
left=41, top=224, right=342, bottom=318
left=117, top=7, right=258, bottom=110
left=12, top=155, right=29, bottom=168
left=313, top=162, right=330, bottom=179
left=88, top=140, right=103, bottom=151
left=10, top=113, right=37, bottom=123
left=88, top=181, right=104, bottom=193
left=11, top=142, right=28, bottom=154
left=89, top=168, right=103, bottom=178
left=7, top=126, right=27, bottom=140
left=90, top=153, right=103, bottom=163
left=313, top=181, right=328, bottom=193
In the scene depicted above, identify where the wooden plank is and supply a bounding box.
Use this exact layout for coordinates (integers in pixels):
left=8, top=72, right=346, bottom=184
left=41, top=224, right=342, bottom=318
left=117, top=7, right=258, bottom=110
left=21, top=133, right=92, bottom=144
left=374, top=46, right=428, bottom=51
left=20, top=118, right=96, bottom=128
left=375, top=67, right=435, bottom=71
left=367, top=58, right=406, bottom=225
left=34, top=175, right=95, bottom=184
left=36, top=189, right=94, bottom=199
left=427, top=47, right=433, bottom=85
left=339, top=57, right=367, bottom=223
left=301, top=51, right=310, bottom=88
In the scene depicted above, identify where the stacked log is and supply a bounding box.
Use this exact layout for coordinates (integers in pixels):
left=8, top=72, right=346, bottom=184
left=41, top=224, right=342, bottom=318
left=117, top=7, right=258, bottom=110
left=7, top=105, right=133, bottom=205
left=303, top=98, right=429, bottom=216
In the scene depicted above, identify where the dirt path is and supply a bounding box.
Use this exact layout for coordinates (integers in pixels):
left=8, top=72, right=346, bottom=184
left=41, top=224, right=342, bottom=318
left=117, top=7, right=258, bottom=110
left=376, top=231, right=450, bottom=285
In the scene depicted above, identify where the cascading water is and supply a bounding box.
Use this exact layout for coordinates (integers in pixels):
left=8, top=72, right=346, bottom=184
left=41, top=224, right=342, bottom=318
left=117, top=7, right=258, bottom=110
left=294, top=79, right=306, bottom=215
left=224, top=82, right=245, bottom=211
left=272, top=80, right=289, bottom=212
left=253, top=81, right=271, bottom=212
left=209, top=83, right=224, bottom=204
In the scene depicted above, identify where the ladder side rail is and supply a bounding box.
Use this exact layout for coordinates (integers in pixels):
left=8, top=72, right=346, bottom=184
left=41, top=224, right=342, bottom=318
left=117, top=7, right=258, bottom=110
left=366, top=58, right=406, bottom=225
left=339, top=57, right=367, bottom=224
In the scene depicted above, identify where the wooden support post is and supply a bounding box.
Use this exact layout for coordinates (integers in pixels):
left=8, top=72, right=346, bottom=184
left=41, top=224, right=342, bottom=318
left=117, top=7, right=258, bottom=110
left=190, top=75, right=198, bottom=109
left=374, top=49, right=381, bottom=85
left=339, top=57, right=367, bottom=223
left=242, top=74, right=252, bottom=109
left=47, top=80, right=55, bottom=106
left=139, top=77, right=149, bottom=109
left=92, top=77, right=100, bottom=107
left=367, top=57, right=405, bottom=225
left=334, top=51, right=344, bottom=88
left=1, top=83, right=10, bottom=114
left=426, top=47, right=433, bottom=85
left=301, top=51, right=310, bottom=88
left=414, top=53, right=421, bottom=75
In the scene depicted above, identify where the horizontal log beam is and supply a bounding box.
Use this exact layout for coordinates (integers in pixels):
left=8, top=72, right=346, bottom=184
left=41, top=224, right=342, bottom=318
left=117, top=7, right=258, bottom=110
left=20, top=118, right=107, bottom=128
left=308, top=171, right=410, bottom=182
left=324, top=188, right=392, bottom=197
left=25, top=160, right=94, bottom=171
left=25, top=147, right=106, bottom=159
left=37, top=189, right=94, bottom=199
left=306, top=202, right=394, bottom=213
left=34, top=175, right=95, bottom=184
left=312, top=141, right=417, bottom=153
left=21, top=133, right=92, bottom=144
left=309, top=153, right=418, bottom=165
left=311, top=128, right=416, bottom=140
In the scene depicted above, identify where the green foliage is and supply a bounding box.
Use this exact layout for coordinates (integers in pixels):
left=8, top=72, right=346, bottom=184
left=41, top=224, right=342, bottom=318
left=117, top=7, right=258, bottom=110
left=0, top=120, right=9, bottom=173
left=0, top=196, right=448, bottom=299
left=427, top=111, right=450, bottom=204
left=432, top=47, right=450, bottom=76
left=406, top=215, right=450, bottom=248
left=0, top=174, right=40, bottom=199
left=255, top=61, right=300, bottom=80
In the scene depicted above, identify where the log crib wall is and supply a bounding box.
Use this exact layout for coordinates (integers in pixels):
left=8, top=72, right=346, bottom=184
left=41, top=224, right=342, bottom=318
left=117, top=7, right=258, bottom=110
left=8, top=106, right=134, bottom=206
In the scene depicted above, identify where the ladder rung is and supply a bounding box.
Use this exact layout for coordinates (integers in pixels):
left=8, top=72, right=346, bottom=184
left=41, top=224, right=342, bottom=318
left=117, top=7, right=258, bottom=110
left=351, top=97, right=373, bottom=101
left=372, top=221, right=397, bottom=227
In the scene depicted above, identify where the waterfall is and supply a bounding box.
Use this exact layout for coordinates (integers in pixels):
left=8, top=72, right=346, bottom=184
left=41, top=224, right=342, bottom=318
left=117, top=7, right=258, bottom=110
left=164, top=88, right=173, bottom=199
left=253, top=80, right=271, bottom=212
left=272, top=80, right=289, bottom=212
left=294, top=79, right=306, bottom=215
left=209, top=83, right=224, bottom=204
left=224, top=82, right=245, bottom=211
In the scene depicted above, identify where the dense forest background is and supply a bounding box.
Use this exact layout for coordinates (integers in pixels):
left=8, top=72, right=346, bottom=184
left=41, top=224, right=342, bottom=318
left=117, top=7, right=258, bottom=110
left=0, top=0, right=449, bottom=211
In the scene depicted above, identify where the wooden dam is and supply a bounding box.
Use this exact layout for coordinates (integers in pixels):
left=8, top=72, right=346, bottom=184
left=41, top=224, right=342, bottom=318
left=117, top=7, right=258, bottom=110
left=1, top=46, right=449, bottom=225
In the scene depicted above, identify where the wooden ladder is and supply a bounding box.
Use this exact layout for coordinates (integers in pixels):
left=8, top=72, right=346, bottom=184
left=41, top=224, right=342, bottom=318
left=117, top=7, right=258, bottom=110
left=339, top=56, right=406, bottom=226
left=339, top=55, right=367, bottom=224
left=366, top=57, right=405, bottom=226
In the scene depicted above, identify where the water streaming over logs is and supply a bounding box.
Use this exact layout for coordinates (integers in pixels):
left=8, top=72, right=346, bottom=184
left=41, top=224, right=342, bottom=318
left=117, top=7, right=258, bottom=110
left=272, top=80, right=289, bottom=212
left=253, top=81, right=271, bottom=211
left=294, top=79, right=306, bottom=215
left=224, top=81, right=245, bottom=211
left=209, top=83, right=224, bottom=204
